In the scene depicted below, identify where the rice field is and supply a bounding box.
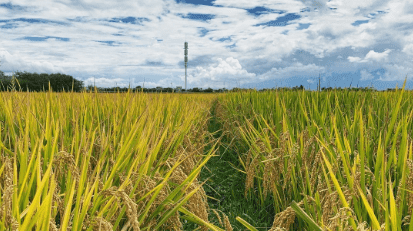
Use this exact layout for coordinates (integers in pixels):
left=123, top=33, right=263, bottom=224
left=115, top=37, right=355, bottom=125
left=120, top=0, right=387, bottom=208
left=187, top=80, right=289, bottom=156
left=218, top=79, right=413, bottom=230
left=0, top=90, right=221, bottom=230
left=1, top=80, right=413, bottom=230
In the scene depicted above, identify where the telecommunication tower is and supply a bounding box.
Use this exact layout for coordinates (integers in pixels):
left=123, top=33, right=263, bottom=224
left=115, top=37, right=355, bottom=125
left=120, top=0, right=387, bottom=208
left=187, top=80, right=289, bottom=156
left=184, top=42, right=188, bottom=92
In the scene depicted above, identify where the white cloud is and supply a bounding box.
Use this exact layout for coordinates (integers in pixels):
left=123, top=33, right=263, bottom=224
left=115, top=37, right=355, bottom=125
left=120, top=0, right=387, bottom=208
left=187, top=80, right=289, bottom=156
left=258, top=62, right=325, bottom=80
left=403, top=44, right=413, bottom=56
left=348, top=49, right=391, bottom=63
left=365, top=49, right=391, bottom=62
left=84, top=77, right=126, bottom=87
left=0, top=48, right=64, bottom=73
left=360, top=69, right=374, bottom=81
left=380, top=64, right=413, bottom=81
left=348, top=56, right=363, bottom=63
left=188, top=57, right=256, bottom=88
left=212, top=0, right=305, bottom=12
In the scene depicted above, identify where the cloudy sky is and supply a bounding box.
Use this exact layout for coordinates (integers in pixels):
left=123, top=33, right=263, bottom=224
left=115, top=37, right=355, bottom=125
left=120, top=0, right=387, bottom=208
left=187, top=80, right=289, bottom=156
left=0, top=0, right=412, bottom=89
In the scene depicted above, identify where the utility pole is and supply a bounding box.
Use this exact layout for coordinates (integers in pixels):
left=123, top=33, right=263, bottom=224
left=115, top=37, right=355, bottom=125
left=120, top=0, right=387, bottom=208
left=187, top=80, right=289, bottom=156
left=184, top=42, right=188, bottom=92
left=318, top=73, right=321, bottom=91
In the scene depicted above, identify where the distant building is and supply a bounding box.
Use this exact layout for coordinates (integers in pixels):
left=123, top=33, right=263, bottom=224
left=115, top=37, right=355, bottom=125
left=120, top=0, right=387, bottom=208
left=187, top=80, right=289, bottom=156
left=175, top=86, right=182, bottom=92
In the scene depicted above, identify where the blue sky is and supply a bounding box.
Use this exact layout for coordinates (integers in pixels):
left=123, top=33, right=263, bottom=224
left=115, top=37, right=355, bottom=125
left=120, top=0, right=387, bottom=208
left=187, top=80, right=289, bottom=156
left=0, top=0, right=412, bottom=90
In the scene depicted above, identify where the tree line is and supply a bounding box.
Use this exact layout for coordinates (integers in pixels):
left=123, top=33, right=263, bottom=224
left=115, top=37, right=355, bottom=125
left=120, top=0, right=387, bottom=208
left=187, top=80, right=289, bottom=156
left=0, top=71, right=84, bottom=92
left=93, top=86, right=220, bottom=93
left=0, top=70, right=401, bottom=93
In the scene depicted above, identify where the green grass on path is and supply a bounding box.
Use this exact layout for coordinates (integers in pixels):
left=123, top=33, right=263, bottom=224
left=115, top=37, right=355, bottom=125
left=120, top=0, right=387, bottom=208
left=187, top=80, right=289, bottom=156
left=184, top=100, right=275, bottom=230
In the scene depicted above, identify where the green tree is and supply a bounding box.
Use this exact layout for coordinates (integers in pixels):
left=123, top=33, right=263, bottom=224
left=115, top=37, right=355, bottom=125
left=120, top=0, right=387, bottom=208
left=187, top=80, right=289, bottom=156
left=203, top=87, right=213, bottom=92
left=0, top=70, right=5, bottom=79
left=12, top=71, right=84, bottom=92
left=191, top=87, right=201, bottom=92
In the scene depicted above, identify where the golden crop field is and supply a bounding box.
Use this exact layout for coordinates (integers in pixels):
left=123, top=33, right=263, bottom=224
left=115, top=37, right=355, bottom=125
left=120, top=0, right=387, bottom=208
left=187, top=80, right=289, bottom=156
left=0, top=90, right=222, bottom=230
left=1, top=80, right=413, bottom=231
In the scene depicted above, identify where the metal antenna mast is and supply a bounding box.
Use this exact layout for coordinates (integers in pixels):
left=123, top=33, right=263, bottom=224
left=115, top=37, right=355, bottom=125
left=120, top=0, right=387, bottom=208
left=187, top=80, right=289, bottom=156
left=184, top=42, right=188, bottom=92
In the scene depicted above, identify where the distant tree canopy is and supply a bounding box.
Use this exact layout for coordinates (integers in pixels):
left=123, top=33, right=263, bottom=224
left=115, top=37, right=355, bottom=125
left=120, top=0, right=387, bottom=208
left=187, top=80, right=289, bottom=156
left=0, top=70, right=391, bottom=93
left=0, top=70, right=6, bottom=80
left=0, top=71, right=84, bottom=92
